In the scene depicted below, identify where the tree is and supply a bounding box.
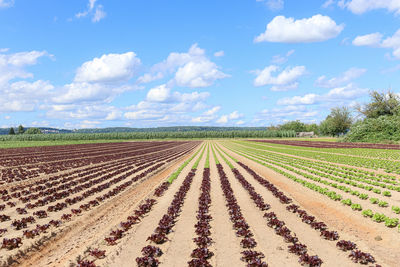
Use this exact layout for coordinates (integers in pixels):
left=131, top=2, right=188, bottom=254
left=356, top=90, right=400, bottom=119
left=25, top=127, right=42, bottom=134
left=320, top=107, right=353, bottom=136
left=280, top=120, right=307, bottom=133
left=17, top=125, right=25, bottom=134
left=9, top=127, right=15, bottom=135
left=305, top=123, right=319, bottom=134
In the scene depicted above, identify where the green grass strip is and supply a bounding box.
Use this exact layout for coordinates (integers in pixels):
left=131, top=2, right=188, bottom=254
left=167, top=143, right=204, bottom=183
left=215, top=142, right=238, bottom=162
left=214, top=144, right=235, bottom=169
left=192, top=145, right=206, bottom=170
left=212, top=144, right=220, bottom=165
left=205, top=144, right=210, bottom=169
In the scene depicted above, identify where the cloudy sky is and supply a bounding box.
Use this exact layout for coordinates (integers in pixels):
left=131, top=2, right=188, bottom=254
left=1, top=0, right=400, bottom=129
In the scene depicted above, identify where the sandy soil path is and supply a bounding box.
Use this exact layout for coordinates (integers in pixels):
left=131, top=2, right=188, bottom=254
left=15, top=144, right=200, bottom=267
left=218, top=141, right=399, bottom=266
left=106, top=148, right=204, bottom=267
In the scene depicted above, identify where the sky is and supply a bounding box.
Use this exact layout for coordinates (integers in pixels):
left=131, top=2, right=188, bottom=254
left=1, top=0, right=400, bottom=129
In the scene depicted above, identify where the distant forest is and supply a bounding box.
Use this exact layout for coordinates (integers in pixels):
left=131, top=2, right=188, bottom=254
left=0, top=126, right=268, bottom=135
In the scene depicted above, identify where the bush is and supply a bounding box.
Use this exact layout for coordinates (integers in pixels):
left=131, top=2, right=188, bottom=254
left=24, top=128, right=42, bottom=134
left=344, top=115, right=400, bottom=143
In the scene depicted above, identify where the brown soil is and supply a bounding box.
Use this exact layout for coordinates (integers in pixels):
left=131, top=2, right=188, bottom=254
left=13, top=146, right=198, bottom=267
left=219, top=142, right=400, bottom=266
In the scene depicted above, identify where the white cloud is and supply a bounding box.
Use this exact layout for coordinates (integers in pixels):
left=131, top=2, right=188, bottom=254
left=253, top=65, right=306, bottom=91
left=352, top=29, right=400, bottom=59
left=278, top=83, right=368, bottom=105
left=0, top=0, right=13, bottom=8
left=138, top=44, right=229, bottom=87
left=256, top=0, right=284, bottom=11
left=53, top=83, right=108, bottom=104
left=255, top=15, right=344, bottom=43
left=236, top=120, right=245, bottom=125
left=175, top=60, right=229, bottom=88
left=214, top=51, right=225, bottom=57
left=203, top=106, right=221, bottom=116
left=352, top=33, right=383, bottom=47
left=257, top=0, right=284, bottom=11
left=216, top=115, right=228, bottom=124
left=381, top=64, right=400, bottom=74
left=0, top=80, right=54, bottom=112
left=257, top=106, right=320, bottom=123
left=322, top=0, right=335, bottom=8
left=0, top=50, right=54, bottom=112
left=89, top=0, right=97, bottom=10
left=75, top=0, right=106, bottom=23
left=339, top=0, right=400, bottom=15
left=0, top=50, right=49, bottom=68
left=228, top=111, right=242, bottom=120
left=145, top=84, right=210, bottom=104
left=216, top=111, right=243, bottom=124
left=53, top=82, right=138, bottom=104
left=271, top=49, right=295, bottom=64
left=92, top=5, right=106, bottom=22
left=381, top=29, right=400, bottom=59
left=137, top=72, right=164, bottom=84
left=191, top=106, right=221, bottom=123
left=75, top=52, right=141, bottom=83
left=315, top=67, right=367, bottom=88
left=0, top=50, right=51, bottom=85
left=146, top=84, right=171, bottom=102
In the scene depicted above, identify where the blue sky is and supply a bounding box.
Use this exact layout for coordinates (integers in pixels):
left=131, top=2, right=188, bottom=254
left=1, top=0, right=400, bottom=129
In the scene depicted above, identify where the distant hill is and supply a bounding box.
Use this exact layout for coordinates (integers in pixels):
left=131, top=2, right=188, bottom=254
left=0, top=126, right=267, bottom=135
left=0, top=127, right=72, bottom=135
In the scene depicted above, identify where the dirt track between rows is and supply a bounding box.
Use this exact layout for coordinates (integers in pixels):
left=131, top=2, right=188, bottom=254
left=2, top=140, right=397, bottom=267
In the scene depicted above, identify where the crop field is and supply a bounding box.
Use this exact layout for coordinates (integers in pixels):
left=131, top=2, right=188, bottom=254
left=1, top=140, right=399, bottom=267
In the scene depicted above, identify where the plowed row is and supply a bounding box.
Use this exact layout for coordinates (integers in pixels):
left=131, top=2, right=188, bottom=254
left=251, top=139, right=400, bottom=150
left=2, top=140, right=397, bottom=266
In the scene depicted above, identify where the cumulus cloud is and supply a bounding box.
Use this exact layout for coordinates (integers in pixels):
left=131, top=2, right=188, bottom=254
left=145, top=84, right=210, bottom=103
left=146, top=84, right=172, bottom=102
left=216, top=111, right=243, bottom=124
left=277, top=83, right=368, bottom=105
left=255, top=15, right=344, bottom=43
left=138, top=44, right=229, bottom=88
left=175, top=60, right=229, bottom=88
left=53, top=82, right=138, bottom=104
left=191, top=106, right=221, bottom=123
left=353, top=29, right=400, bottom=59
left=339, top=0, right=400, bottom=15
left=0, top=50, right=54, bottom=112
left=315, top=67, right=367, bottom=88
left=46, top=104, right=123, bottom=122
left=253, top=65, right=306, bottom=91
left=75, top=52, right=141, bottom=83
left=352, top=33, right=383, bottom=47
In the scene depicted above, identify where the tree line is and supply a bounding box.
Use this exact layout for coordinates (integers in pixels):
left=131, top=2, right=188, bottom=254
left=268, top=90, right=400, bottom=142
left=8, top=125, right=42, bottom=135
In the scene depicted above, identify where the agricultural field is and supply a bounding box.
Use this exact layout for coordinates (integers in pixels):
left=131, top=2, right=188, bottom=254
left=1, top=140, right=399, bottom=267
